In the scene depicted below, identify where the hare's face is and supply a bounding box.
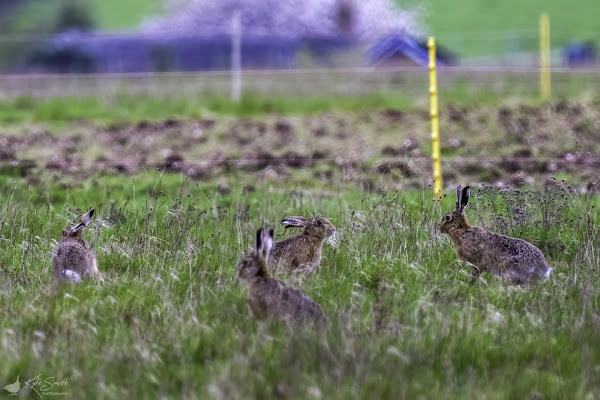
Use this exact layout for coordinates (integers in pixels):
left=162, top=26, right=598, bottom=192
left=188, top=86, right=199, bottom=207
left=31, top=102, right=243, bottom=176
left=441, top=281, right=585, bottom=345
left=236, top=255, right=260, bottom=280
left=440, top=185, right=472, bottom=235
left=306, top=217, right=336, bottom=239
left=439, top=211, right=468, bottom=234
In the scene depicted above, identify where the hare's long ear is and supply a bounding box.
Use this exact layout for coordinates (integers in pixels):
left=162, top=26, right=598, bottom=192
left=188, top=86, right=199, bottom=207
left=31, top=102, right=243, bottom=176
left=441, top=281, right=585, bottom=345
left=255, top=229, right=263, bottom=253
left=459, top=186, right=470, bottom=212
left=255, top=228, right=273, bottom=253
left=455, top=185, right=463, bottom=211
left=70, top=208, right=95, bottom=233
left=80, top=209, right=95, bottom=226
left=265, top=229, right=274, bottom=254
left=257, top=228, right=273, bottom=262
left=281, top=216, right=306, bottom=229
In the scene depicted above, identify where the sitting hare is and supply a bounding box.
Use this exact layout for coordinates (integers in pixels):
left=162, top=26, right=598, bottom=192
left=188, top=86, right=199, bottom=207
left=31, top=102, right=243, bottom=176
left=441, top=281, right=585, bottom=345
left=237, top=228, right=326, bottom=326
left=52, top=209, right=98, bottom=283
left=440, top=186, right=552, bottom=284
left=269, top=216, right=336, bottom=273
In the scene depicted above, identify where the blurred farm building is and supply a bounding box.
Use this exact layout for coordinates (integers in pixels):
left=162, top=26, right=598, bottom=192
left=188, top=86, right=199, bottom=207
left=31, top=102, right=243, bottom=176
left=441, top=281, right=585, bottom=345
left=26, top=31, right=453, bottom=73
left=16, top=0, right=439, bottom=73
left=26, top=32, right=357, bottom=73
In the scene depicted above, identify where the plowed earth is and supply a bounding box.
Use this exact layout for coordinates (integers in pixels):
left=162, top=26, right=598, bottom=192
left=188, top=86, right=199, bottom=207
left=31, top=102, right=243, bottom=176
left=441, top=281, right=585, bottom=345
left=1, top=100, right=598, bottom=192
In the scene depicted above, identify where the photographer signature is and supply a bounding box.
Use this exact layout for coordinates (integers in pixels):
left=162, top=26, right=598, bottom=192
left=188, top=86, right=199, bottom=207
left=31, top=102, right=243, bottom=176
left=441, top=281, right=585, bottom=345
left=23, top=374, right=77, bottom=398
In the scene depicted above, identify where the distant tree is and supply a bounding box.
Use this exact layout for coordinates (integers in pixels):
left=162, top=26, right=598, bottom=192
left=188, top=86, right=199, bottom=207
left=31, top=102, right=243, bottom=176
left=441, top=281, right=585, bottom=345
left=55, top=0, right=96, bottom=33
left=141, top=0, right=424, bottom=41
left=336, top=0, right=354, bottom=34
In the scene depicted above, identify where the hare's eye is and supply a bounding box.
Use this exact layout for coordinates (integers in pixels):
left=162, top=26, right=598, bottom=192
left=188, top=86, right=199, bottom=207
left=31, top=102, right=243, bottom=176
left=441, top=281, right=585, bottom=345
left=445, top=215, right=452, bottom=221
left=316, top=219, right=323, bottom=226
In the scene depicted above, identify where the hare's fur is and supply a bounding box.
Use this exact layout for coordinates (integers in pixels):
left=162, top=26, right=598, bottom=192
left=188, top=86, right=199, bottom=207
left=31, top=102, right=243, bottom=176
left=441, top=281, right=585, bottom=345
left=440, top=186, right=551, bottom=284
left=52, top=209, right=98, bottom=283
left=269, top=216, right=336, bottom=273
left=237, top=229, right=326, bottom=326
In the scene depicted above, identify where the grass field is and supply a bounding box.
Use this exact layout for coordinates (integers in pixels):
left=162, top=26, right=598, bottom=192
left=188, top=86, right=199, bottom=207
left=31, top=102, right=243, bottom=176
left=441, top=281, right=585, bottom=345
left=0, top=169, right=599, bottom=399
left=0, top=83, right=599, bottom=398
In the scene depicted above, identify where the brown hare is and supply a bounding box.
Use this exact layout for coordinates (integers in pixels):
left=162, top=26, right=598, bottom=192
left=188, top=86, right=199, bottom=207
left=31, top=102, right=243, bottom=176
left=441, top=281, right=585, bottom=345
left=237, top=228, right=326, bottom=327
left=269, top=216, right=336, bottom=273
left=52, top=209, right=98, bottom=283
left=440, top=186, right=552, bottom=284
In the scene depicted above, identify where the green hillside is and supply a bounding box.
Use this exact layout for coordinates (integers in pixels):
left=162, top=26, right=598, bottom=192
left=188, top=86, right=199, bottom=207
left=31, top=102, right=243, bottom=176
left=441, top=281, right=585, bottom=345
left=4, top=0, right=162, bottom=33
left=424, top=0, right=600, bottom=56
left=88, top=0, right=163, bottom=30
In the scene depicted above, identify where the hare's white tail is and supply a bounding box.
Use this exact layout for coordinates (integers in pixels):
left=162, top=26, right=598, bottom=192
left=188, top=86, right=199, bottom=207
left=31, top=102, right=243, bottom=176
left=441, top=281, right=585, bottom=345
left=64, top=270, right=82, bottom=282
left=544, top=267, right=553, bottom=279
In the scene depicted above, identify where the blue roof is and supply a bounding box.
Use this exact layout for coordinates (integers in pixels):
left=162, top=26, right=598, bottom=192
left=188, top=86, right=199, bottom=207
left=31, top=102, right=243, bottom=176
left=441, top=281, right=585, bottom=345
left=369, top=34, right=454, bottom=67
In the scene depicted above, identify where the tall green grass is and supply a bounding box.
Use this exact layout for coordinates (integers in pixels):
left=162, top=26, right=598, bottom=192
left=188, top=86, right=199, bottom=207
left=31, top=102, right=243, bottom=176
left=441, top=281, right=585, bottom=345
left=0, top=172, right=598, bottom=398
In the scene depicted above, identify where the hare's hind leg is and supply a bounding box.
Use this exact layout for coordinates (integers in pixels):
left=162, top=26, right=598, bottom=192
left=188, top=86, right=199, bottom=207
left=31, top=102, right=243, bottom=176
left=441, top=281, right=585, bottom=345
left=293, top=262, right=319, bottom=275
left=505, top=270, right=526, bottom=285
left=499, top=257, right=529, bottom=284
left=466, top=262, right=481, bottom=284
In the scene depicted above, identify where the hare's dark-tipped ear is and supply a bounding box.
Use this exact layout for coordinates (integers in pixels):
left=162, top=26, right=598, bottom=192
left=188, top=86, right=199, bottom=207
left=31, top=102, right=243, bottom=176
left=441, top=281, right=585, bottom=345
left=455, top=185, right=463, bottom=210
left=459, top=186, right=470, bottom=212
left=80, top=209, right=95, bottom=226
left=281, top=217, right=305, bottom=229
left=69, top=208, right=95, bottom=234
left=255, top=229, right=263, bottom=252
left=258, top=228, right=273, bottom=260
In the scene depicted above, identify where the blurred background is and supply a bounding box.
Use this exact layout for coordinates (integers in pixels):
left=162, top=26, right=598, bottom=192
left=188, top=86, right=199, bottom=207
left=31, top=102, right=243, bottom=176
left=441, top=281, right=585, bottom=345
left=0, top=0, right=598, bottom=99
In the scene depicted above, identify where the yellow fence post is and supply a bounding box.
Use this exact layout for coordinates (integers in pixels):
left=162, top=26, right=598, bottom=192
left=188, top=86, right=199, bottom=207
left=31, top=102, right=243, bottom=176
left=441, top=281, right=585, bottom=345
left=428, top=37, right=442, bottom=200
left=539, top=13, right=551, bottom=100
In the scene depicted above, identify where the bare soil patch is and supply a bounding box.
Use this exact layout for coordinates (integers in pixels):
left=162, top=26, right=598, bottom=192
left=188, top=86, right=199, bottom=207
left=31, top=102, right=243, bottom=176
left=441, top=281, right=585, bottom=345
left=2, top=101, right=599, bottom=191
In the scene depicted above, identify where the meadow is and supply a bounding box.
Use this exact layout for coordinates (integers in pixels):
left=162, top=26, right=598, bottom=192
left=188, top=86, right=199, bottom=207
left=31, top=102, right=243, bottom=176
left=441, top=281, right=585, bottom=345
left=0, top=169, right=599, bottom=399
left=0, top=87, right=599, bottom=399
